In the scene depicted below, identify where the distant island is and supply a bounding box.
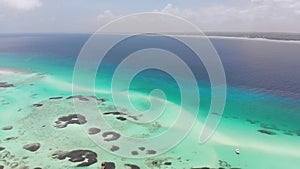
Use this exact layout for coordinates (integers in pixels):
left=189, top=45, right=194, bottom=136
left=197, top=32, right=300, bottom=41
left=141, top=32, right=300, bottom=42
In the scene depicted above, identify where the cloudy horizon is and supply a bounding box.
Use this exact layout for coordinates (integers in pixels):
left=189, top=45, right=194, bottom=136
left=0, top=0, right=299, bottom=33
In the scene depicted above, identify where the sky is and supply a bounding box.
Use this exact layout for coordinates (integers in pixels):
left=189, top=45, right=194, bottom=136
left=0, top=0, right=299, bottom=33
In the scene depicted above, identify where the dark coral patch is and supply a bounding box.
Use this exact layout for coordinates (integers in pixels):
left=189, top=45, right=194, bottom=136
left=246, top=119, right=257, bottom=124
left=257, top=129, right=276, bottom=135
left=0, top=147, right=5, bottom=151
left=146, top=150, right=157, bottom=155
left=103, top=162, right=115, bottom=169
left=66, top=95, right=90, bottom=101
left=23, top=143, right=40, bottom=152
left=283, top=132, right=293, bottom=136
left=97, top=98, right=107, bottom=102
left=102, top=131, right=121, bottom=142
left=147, top=150, right=157, bottom=155
left=164, top=162, right=172, bottom=165
left=88, top=128, right=101, bottom=135
left=116, top=117, right=127, bottom=121
left=131, top=151, right=138, bottom=155
left=211, top=112, right=221, bottom=116
left=5, top=137, right=18, bottom=141
left=103, top=112, right=126, bottom=115
left=55, top=114, right=87, bottom=128
left=49, top=96, right=63, bottom=100
left=125, top=164, right=140, bottom=169
left=138, top=147, right=145, bottom=151
left=110, top=146, right=119, bottom=152
left=218, top=160, right=231, bottom=168
left=52, top=150, right=97, bottom=167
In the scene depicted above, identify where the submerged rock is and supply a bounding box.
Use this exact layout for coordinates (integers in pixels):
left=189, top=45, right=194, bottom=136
left=0, top=147, right=5, bottom=151
left=23, top=143, right=40, bottom=152
left=33, top=103, right=43, bottom=107
left=5, top=136, right=18, bottom=141
left=2, top=125, right=13, bottom=130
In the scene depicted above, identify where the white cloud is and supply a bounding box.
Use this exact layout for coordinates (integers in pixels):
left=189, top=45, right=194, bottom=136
left=97, top=10, right=119, bottom=24
left=91, top=1, right=300, bottom=33
left=0, top=0, right=42, bottom=11
left=157, top=1, right=300, bottom=32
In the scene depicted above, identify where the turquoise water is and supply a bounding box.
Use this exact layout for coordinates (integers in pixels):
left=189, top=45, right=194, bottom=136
left=0, top=35, right=300, bottom=168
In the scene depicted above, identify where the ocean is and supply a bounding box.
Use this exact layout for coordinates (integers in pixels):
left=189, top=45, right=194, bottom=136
left=0, top=34, right=299, bottom=169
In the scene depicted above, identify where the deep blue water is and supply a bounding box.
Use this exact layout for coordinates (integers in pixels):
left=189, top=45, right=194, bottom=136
left=1, top=34, right=300, bottom=101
